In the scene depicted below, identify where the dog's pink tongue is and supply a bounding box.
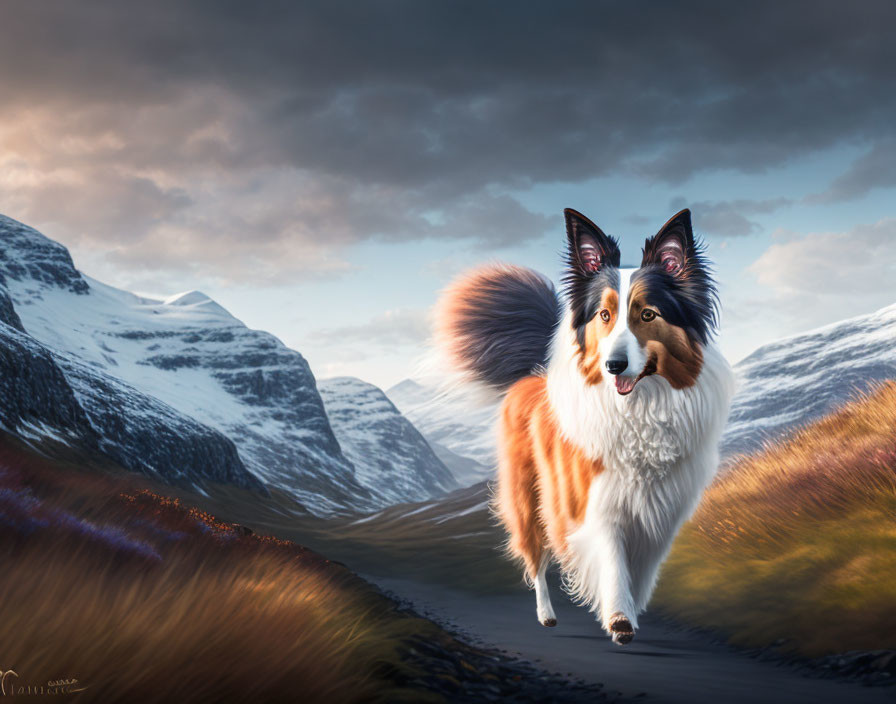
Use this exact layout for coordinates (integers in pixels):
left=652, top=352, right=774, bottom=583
left=615, top=376, right=636, bottom=395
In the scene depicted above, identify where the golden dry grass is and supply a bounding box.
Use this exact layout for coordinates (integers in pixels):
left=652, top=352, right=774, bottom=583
left=0, top=440, right=441, bottom=703
left=654, top=381, right=896, bottom=657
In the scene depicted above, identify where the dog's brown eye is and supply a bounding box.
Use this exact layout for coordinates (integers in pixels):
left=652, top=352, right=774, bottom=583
left=599, top=309, right=611, bottom=323
left=641, top=309, right=657, bottom=322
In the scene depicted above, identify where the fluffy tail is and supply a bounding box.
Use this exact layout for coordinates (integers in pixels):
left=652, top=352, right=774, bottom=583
left=434, top=264, right=561, bottom=392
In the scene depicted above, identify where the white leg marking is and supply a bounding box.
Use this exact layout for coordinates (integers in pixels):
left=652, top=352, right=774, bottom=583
left=596, top=523, right=637, bottom=632
left=565, top=476, right=639, bottom=632
left=534, top=556, right=557, bottom=627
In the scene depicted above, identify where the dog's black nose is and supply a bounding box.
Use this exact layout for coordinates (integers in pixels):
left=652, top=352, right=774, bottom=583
left=605, top=359, right=628, bottom=375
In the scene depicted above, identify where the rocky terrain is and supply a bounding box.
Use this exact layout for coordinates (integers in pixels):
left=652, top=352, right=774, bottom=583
left=318, top=376, right=457, bottom=505
left=387, top=378, right=495, bottom=484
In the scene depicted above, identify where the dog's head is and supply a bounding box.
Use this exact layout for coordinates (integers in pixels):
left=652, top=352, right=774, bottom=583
left=562, top=208, right=718, bottom=395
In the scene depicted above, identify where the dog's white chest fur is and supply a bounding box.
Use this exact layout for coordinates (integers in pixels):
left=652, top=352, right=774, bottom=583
left=544, top=314, right=735, bottom=623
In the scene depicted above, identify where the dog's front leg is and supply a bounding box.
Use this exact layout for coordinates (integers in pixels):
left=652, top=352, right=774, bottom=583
left=596, top=523, right=637, bottom=645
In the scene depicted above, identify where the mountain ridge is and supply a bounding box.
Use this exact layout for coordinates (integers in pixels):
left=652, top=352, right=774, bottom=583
left=318, top=376, right=457, bottom=505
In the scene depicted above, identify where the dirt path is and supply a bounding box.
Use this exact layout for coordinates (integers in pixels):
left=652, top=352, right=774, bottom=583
left=372, top=576, right=893, bottom=704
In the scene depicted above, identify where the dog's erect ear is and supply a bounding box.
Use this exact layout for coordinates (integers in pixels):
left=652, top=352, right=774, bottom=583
left=562, top=209, right=621, bottom=348
left=641, top=209, right=695, bottom=276
left=564, top=209, right=620, bottom=276
left=641, top=208, right=720, bottom=343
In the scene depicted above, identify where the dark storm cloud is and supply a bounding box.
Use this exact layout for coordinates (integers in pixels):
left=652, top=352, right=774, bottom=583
left=0, top=0, right=894, bottom=280
left=808, top=141, right=896, bottom=203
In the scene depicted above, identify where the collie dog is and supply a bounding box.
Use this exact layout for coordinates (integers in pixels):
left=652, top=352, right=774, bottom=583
left=434, top=208, right=734, bottom=644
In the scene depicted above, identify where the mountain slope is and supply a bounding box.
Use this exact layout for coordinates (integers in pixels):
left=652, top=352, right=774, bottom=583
left=0, top=317, right=259, bottom=491
left=0, top=214, right=373, bottom=513
left=318, top=376, right=457, bottom=505
left=721, top=302, right=896, bottom=457
left=428, top=439, right=490, bottom=487
left=386, top=379, right=497, bottom=481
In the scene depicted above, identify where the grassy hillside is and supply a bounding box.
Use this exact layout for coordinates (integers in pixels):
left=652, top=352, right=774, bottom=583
left=0, top=438, right=440, bottom=703
left=653, top=381, right=896, bottom=656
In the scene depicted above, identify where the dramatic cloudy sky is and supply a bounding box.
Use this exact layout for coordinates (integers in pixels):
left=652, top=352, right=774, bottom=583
left=1, top=1, right=895, bottom=388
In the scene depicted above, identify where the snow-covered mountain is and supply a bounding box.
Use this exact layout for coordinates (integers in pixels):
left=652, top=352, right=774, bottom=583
left=318, top=377, right=457, bottom=504
left=721, top=302, right=896, bottom=457
left=386, top=379, right=495, bottom=484
left=389, top=302, right=896, bottom=476
left=0, top=214, right=450, bottom=515
left=0, top=220, right=260, bottom=493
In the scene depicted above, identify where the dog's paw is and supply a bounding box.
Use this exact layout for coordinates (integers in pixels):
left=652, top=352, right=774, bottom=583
left=540, top=617, right=558, bottom=628
left=608, top=613, right=635, bottom=645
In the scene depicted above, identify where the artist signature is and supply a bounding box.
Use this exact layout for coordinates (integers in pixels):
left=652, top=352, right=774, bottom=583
left=1, top=669, right=87, bottom=696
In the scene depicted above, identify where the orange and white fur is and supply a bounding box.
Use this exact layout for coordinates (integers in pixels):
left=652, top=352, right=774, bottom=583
left=434, top=208, right=734, bottom=644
